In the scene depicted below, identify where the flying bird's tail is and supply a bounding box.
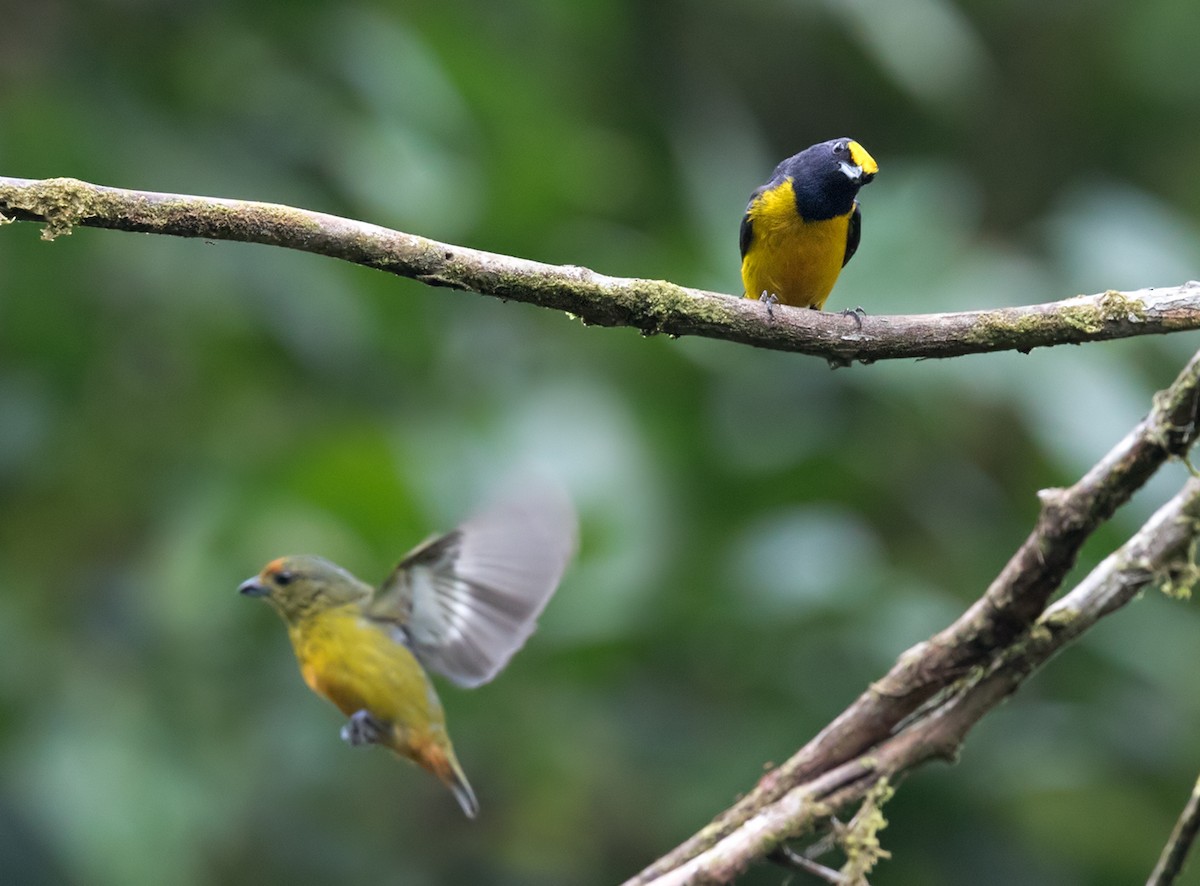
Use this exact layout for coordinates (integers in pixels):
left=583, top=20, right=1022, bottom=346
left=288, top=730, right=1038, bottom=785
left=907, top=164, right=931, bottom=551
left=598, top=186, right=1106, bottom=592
left=405, top=730, right=480, bottom=819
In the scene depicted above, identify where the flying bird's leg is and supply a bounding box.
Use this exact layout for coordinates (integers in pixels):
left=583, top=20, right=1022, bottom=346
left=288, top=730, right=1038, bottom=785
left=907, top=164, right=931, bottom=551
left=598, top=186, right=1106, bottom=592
left=340, top=709, right=388, bottom=747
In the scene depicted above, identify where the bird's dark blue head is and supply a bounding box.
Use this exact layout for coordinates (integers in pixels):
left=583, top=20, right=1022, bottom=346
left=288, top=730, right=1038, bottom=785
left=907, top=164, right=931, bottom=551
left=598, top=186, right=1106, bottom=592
left=775, top=138, right=878, bottom=221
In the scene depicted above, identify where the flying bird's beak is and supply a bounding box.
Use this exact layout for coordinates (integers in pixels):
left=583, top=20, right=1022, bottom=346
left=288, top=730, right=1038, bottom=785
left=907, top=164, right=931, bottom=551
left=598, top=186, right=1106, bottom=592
left=238, top=576, right=269, bottom=597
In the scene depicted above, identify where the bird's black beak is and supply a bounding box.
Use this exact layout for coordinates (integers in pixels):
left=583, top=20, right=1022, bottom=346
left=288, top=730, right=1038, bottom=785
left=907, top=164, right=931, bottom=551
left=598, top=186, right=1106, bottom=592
left=239, top=577, right=269, bottom=597
left=839, top=161, right=875, bottom=185
left=839, top=161, right=864, bottom=183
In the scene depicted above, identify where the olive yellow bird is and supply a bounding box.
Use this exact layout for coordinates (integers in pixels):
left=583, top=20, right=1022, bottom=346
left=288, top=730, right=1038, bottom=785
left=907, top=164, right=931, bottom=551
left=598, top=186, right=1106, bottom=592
left=740, top=138, right=878, bottom=309
left=240, top=485, right=577, bottom=818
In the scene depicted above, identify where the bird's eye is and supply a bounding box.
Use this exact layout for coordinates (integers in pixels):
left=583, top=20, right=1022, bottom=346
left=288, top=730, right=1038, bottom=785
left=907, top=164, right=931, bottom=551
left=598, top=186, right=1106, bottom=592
left=274, top=571, right=294, bottom=586
left=833, top=142, right=846, bottom=153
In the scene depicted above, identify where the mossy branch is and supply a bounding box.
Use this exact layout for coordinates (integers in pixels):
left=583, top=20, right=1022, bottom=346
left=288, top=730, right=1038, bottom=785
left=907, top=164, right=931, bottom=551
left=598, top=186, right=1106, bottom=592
left=627, top=351, right=1200, bottom=884
left=631, top=473, right=1200, bottom=885
left=2, top=175, right=1198, bottom=365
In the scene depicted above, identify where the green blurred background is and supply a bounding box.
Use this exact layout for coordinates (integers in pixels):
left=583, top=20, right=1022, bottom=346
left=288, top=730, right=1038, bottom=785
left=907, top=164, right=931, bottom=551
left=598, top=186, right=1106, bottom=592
left=2, top=1, right=1199, bottom=884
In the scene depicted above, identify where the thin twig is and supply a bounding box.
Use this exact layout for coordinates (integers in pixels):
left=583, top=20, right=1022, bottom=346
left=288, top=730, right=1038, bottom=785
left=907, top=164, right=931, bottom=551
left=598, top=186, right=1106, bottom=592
left=1, top=175, right=1198, bottom=364
left=1148, top=776, right=1200, bottom=886
left=768, top=846, right=845, bottom=884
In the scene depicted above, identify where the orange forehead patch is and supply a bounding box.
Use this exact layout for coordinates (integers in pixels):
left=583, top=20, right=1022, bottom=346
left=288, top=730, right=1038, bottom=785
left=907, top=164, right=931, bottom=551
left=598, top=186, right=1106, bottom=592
left=264, top=557, right=286, bottom=576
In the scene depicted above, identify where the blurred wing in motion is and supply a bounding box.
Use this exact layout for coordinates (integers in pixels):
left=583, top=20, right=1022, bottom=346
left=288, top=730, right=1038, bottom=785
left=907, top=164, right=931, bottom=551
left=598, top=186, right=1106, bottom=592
left=369, top=483, right=577, bottom=688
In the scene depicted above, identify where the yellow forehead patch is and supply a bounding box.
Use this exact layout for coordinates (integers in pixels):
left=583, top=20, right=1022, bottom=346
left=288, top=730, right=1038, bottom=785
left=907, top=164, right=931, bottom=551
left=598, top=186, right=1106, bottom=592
left=848, top=141, right=878, bottom=176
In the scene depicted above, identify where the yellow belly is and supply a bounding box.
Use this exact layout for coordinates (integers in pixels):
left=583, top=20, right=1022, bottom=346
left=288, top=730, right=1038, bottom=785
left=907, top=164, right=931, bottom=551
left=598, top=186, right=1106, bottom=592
left=288, top=606, right=445, bottom=754
left=286, top=603, right=476, bottom=813
left=741, top=183, right=851, bottom=309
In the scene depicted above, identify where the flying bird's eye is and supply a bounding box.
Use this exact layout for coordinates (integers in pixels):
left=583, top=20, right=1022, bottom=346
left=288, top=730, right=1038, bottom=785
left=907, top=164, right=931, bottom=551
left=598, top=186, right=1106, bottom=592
left=274, top=571, right=294, bottom=586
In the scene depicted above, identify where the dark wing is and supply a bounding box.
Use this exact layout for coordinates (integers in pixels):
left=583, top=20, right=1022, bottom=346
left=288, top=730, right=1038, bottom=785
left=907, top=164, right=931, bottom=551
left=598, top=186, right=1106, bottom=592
left=368, top=483, right=577, bottom=688
left=739, top=211, right=754, bottom=259
left=739, top=186, right=765, bottom=259
left=842, top=202, right=862, bottom=267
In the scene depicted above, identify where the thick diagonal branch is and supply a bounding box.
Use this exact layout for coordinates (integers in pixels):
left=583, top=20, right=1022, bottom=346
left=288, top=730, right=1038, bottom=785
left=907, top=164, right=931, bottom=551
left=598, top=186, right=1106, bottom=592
left=628, top=348, right=1200, bottom=884
left=635, top=475, right=1200, bottom=885
left=2, top=175, right=1198, bottom=364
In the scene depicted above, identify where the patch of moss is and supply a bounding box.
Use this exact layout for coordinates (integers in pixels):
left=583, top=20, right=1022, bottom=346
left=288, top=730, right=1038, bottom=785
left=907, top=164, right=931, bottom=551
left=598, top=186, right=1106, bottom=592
left=1160, top=537, right=1200, bottom=601
left=21, top=177, right=98, bottom=241
left=839, top=777, right=894, bottom=885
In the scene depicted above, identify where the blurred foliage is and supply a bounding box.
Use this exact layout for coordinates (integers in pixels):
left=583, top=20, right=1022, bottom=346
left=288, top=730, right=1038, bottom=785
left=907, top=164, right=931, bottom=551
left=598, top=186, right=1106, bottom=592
left=2, top=1, right=1200, bottom=884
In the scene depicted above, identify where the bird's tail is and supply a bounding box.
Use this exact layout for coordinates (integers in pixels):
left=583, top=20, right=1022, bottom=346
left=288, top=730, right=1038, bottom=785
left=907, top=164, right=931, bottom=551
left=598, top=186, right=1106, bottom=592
left=412, top=736, right=480, bottom=818
left=446, top=763, right=480, bottom=819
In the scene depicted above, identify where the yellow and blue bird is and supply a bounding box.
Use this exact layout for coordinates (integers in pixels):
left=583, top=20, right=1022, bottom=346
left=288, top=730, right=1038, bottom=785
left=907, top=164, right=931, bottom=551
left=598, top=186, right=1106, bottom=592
left=740, top=138, right=878, bottom=309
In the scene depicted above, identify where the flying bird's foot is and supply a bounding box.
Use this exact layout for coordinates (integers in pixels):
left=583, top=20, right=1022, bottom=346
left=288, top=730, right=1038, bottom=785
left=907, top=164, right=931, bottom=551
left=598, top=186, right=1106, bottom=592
left=341, top=709, right=387, bottom=747
left=839, top=305, right=866, bottom=331
left=758, top=291, right=779, bottom=320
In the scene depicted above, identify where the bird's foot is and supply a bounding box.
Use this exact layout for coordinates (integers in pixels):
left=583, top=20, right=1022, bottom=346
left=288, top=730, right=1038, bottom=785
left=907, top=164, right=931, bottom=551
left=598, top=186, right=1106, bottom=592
left=839, top=305, right=866, bottom=331
left=341, top=709, right=387, bottom=747
left=758, top=291, right=779, bottom=319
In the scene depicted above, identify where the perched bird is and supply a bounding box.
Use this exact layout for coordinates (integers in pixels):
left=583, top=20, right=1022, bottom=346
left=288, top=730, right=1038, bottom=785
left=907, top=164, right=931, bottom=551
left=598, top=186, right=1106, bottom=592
left=740, top=138, right=878, bottom=309
left=239, top=485, right=577, bottom=818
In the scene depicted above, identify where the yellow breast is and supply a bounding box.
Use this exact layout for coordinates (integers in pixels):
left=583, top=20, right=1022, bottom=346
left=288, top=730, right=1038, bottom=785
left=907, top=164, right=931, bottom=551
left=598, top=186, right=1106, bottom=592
left=741, top=179, right=852, bottom=309
left=288, top=605, right=445, bottom=744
